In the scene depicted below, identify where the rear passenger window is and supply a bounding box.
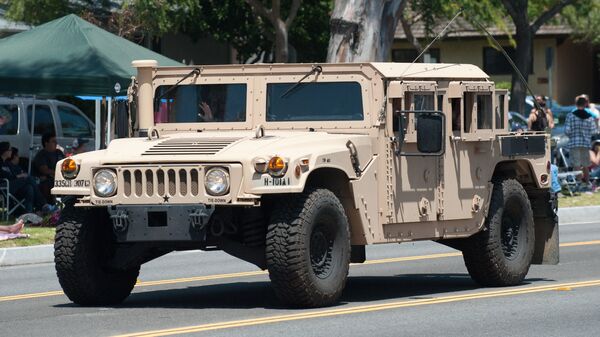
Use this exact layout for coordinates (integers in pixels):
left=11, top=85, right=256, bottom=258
left=0, top=104, right=19, bottom=135
left=27, top=105, right=55, bottom=136
left=477, top=95, right=493, bottom=129
left=58, top=106, right=92, bottom=137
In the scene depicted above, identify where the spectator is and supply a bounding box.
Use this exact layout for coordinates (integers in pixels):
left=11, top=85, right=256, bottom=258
left=0, top=142, right=56, bottom=214
left=590, top=135, right=600, bottom=185
left=7, top=147, right=25, bottom=177
left=69, top=138, right=89, bottom=156
left=0, top=219, right=24, bottom=234
left=565, top=95, right=598, bottom=184
left=32, top=132, right=65, bottom=204
left=528, top=95, right=554, bottom=131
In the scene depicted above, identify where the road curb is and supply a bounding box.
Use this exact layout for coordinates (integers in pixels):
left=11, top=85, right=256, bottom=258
left=1, top=206, right=599, bottom=267
left=558, top=206, right=600, bottom=225
left=0, top=244, right=53, bottom=267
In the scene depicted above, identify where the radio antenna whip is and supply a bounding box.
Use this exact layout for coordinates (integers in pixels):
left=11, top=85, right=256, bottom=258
left=399, top=8, right=464, bottom=78
left=470, top=18, right=543, bottom=112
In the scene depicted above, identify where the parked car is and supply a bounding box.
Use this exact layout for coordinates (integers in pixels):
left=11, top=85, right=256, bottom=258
left=0, top=97, right=95, bottom=162
left=508, top=111, right=528, bottom=132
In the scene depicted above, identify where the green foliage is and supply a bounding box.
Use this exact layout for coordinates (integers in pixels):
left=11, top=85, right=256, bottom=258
left=126, top=0, right=331, bottom=62
left=2, top=0, right=72, bottom=25
left=562, top=0, right=600, bottom=45
left=495, top=81, right=511, bottom=90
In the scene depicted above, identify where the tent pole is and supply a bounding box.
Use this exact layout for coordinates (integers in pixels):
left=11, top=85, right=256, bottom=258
left=95, top=99, right=101, bottom=150
left=27, top=95, right=37, bottom=175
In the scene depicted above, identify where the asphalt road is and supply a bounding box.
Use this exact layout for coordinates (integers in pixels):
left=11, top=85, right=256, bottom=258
left=1, top=221, right=600, bottom=337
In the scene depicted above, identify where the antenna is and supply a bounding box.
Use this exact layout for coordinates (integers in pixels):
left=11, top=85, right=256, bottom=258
left=470, top=19, right=543, bottom=112
left=399, top=8, right=464, bottom=79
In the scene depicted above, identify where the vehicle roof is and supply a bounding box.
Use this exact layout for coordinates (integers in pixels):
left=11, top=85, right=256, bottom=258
left=152, top=62, right=490, bottom=81
left=370, top=62, right=489, bottom=80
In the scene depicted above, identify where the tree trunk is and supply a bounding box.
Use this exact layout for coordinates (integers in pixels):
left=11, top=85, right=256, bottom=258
left=327, top=0, right=405, bottom=62
left=509, top=23, right=533, bottom=113
left=274, top=20, right=289, bottom=63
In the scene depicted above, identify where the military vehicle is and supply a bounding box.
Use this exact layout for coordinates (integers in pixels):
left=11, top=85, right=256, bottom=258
left=52, top=60, right=558, bottom=307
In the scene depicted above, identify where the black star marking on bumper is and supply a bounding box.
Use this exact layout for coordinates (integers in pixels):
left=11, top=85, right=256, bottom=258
left=163, top=195, right=170, bottom=203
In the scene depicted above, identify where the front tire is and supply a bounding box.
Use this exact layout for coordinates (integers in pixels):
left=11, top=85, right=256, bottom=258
left=54, top=204, right=139, bottom=305
left=462, top=179, right=535, bottom=286
left=266, top=188, right=350, bottom=307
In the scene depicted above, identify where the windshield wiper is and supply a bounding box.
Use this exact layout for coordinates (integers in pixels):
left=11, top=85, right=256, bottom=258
left=280, top=65, right=322, bottom=98
left=155, top=67, right=201, bottom=102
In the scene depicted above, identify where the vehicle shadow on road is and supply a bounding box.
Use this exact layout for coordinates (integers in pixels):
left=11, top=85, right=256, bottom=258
left=53, top=274, right=551, bottom=310
left=342, top=274, right=549, bottom=303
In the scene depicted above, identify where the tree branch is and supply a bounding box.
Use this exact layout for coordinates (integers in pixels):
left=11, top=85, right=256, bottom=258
left=531, top=0, right=575, bottom=33
left=500, top=0, right=519, bottom=21
left=285, top=0, right=302, bottom=28
left=245, top=0, right=274, bottom=24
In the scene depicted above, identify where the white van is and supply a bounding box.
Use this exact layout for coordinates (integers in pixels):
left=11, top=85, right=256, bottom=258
left=0, top=97, right=95, bottom=160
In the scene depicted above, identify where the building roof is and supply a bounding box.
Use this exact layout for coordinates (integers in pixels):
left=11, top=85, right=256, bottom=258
left=394, top=17, right=573, bottom=40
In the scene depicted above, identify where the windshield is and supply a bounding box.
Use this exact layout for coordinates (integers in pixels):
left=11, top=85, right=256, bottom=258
left=154, top=84, right=246, bottom=123
left=266, top=82, right=363, bottom=121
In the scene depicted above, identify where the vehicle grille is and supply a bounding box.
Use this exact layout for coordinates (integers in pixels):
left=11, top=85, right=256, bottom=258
left=121, top=167, right=202, bottom=197
left=142, top=137, right=241, bottom=156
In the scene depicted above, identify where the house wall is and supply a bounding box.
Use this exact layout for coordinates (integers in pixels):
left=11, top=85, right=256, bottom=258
left=392, top=37, right=596, bottom=107
left=556, top=39, right=595, bottom=104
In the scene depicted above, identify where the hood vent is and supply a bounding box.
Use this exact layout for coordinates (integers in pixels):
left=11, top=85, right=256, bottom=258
left=143, top=137, right=241, bottom=156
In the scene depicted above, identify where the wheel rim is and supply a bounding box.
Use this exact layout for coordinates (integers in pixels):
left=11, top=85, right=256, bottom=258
left=310, top=223, right=334, bottom=279
left=501, top=198, right=524, bottom=260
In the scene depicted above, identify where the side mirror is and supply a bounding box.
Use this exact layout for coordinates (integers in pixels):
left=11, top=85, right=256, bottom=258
left=417, top=113, right=444, bottom=154
left=395, top=110, right=445, bottom=156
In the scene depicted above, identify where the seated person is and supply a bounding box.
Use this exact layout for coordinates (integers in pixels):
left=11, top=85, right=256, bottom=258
left=32, top=132, right=65, bottom=205
left=0, top=142, right=56, bottom=214
left=7, top=147, right=26, bottom=177
left=0, top=219, right=24, bottom=234
left=590, top=135, right=600, bottom=183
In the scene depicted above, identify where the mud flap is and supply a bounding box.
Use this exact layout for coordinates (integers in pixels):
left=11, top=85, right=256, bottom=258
left=531, top=192, right=559, bottom=265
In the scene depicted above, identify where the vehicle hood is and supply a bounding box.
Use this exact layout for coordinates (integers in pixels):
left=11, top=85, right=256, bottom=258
left=96, top=131, right=374, bottom=168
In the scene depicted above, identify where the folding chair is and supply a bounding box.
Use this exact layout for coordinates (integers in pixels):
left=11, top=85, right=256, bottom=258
left=0, top=178, right=27, bottom=221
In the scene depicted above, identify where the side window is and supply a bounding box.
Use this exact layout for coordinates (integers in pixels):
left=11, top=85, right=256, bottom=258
left=464, top=93, right=475, bottom=133
left=451, top=98, right=461, bottom=132
left=392, top=98, right=403, bottom=133
left=27, top=105, right=55, bottom=136
left=57, top=106, right=92, bottom=138
left=0, top=104, right=19, bottom=135
left=477, top=95, right=493, bottom=129
left=495, top=94, right=505, bottom=129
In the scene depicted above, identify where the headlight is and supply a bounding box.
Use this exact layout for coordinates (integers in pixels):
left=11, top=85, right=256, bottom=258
left=93, top=169, right=117, bottom=197
left=61, top=159, right=79, bottom=179
left=204, top=167, right=229, bottom=196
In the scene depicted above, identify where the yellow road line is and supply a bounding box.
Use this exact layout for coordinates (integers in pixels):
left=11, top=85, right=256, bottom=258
left=113, top=279, right=600, bottom=337
left=560, top=239, right=600, bottom=247
left=0, top=239, right=598, bottom=303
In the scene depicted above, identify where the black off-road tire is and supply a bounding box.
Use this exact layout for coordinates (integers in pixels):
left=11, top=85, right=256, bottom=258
left=463, top=179, right=535, bottom=286
left=266, top=188, right=350, bottom=307
left=54, top=204, right=139, bottom=306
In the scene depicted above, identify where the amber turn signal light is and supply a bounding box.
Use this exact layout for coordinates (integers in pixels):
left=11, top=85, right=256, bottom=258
left=61, top=158, right=79, bottom=179
left=268, top=156, right=287, bottom=177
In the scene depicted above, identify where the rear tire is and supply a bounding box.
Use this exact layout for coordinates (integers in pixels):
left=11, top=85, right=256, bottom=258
left=463, top=179, right=535, bottom=286
left=266, top=188, right=350, bottom=307
left=54, top=204, right=139, bottom=305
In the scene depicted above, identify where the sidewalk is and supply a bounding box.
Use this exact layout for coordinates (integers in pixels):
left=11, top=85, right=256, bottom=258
left=1, top=206, right=600, bottom=267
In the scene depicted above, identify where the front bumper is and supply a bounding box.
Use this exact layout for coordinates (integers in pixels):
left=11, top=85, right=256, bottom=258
left=108, top=204, right=214, bottom=242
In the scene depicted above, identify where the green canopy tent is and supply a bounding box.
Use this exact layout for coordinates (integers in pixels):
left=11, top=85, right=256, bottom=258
left=0, top=14, right=181, bottom=96
left=0, top=14, right=182, bottom=160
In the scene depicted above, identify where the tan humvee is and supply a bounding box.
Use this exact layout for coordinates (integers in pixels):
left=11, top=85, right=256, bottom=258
left=52, top=60, right=558, bottom=307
